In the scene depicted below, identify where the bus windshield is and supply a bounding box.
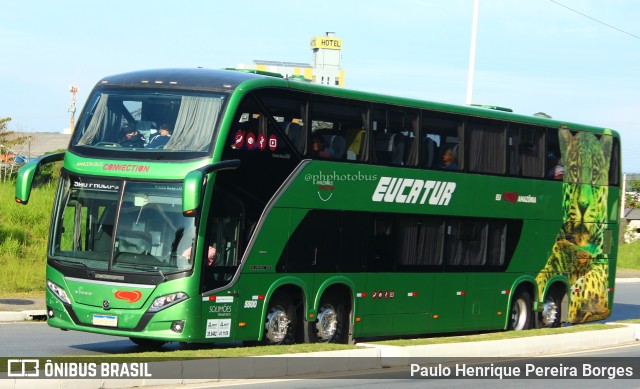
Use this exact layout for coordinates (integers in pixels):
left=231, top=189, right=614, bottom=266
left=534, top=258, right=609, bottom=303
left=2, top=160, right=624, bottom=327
left=52, top=174, right=197, bottom=274
left=70, top=90, right=226, bottom=154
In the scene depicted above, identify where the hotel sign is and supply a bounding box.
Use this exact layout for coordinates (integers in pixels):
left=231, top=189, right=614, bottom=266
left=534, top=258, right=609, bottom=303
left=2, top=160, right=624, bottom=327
left=310, top=37, right=342, bottom=50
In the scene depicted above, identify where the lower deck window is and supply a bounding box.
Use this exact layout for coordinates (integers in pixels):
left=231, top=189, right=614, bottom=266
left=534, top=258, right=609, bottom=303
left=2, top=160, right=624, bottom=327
left=277, top=210, right=521, bottom=273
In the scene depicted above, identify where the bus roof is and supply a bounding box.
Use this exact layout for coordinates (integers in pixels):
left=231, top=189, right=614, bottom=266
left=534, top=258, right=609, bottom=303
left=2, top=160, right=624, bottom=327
left=95, top=68, right=618, bottom=138
left=95, top=68, right=274, bottom=91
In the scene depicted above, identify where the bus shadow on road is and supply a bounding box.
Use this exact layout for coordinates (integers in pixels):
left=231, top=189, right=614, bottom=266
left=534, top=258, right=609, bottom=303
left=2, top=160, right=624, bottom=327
left=68, top=339, right=246, bottom=354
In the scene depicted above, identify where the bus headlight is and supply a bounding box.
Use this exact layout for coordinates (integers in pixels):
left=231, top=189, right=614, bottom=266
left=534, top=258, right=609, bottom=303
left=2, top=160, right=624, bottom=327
left=47, top=280, right=71, bottom=304
left=148, top=292, right=188, bottom=313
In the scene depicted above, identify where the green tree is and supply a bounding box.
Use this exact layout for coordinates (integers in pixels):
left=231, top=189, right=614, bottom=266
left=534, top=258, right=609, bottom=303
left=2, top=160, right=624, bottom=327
left=626, top=178, right=640, bottom=208
left=0, top=117, right=29, bottom=181
left=0, top=117, right=28, bottom=155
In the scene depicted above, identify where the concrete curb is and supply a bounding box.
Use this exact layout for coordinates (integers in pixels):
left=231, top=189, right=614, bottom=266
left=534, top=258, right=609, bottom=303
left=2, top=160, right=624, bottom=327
left=0, top=310, right=46, bottom=322
left=360, top=325, right=639, bottom=363
left=2, top=326, right=638, bottom=389
left=615, top=278, right=640, bottom=284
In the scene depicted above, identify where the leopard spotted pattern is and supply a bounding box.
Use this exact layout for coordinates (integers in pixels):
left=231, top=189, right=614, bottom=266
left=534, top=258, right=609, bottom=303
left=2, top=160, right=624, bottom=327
left=535, top=128, right=612, bottom=323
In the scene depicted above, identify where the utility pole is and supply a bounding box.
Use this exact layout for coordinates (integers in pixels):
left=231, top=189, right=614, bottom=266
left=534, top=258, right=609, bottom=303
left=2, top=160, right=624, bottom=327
left=465, top=0, right=480, bottom=105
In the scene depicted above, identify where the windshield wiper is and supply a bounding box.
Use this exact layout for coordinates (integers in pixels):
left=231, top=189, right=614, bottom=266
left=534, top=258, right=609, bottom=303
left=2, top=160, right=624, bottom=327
left=58, top=259, right=89, bottom=268
left=55, top=258, right=95, bottom=277
left=114, top=262, right=167, bottom=282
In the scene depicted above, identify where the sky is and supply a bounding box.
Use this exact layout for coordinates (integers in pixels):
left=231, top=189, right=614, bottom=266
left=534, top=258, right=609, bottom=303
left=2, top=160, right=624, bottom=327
left=1, top=0, right=639, bottom=172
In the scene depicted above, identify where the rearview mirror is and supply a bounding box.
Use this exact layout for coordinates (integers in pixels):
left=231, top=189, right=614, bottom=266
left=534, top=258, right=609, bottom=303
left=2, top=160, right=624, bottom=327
left=182, top=159, right=241, bottom=216
left=15, top=152, right=65, bottom=205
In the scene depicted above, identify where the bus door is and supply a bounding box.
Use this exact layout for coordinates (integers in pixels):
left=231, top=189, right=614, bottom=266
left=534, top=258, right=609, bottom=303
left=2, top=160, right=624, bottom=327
left=200, top=189, right=244, bottom=341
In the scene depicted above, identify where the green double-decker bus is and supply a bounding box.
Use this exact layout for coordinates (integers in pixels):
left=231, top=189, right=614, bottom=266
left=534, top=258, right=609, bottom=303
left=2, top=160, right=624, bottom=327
left=16, top=68, right=621, bottom=347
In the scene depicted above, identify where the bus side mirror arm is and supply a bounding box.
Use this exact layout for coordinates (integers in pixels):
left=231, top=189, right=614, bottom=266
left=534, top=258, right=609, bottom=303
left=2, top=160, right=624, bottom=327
left=15, top=152, right=65, bottom=205
left=182, top=159, right=241, bottom=216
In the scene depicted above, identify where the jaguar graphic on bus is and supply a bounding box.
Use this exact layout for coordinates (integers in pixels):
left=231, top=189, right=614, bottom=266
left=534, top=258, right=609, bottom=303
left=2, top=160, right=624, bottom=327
left=15, top=68, right=621, bottom=347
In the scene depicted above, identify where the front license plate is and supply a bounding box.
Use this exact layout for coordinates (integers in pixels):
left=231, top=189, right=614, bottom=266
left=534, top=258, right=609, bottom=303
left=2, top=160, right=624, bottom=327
left=93, top=314, right=118, bottom=327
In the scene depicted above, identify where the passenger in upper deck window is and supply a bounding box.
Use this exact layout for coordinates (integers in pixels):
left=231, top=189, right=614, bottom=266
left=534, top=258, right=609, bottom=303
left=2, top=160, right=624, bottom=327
left=441, top=147, right=458, bottom=170
left=311, top=133, right=335, bottom=159
left=147, top=123, right=173, bottom=148
left=118, top=127, right=146, bottom=148
left=546, top=152, right=564, bottom=180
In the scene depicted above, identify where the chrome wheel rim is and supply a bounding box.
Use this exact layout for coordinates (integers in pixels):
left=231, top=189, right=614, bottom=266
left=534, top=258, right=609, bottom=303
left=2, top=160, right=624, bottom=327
left=265, top=305, right=290, bottom=343
left=315, top=304, right=338, bottom=341
left=541, top=300, right=558, bottom=326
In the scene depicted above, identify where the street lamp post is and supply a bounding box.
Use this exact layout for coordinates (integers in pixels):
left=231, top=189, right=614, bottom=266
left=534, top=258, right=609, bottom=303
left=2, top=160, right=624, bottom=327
left=465, top=0, right=480, bottom=106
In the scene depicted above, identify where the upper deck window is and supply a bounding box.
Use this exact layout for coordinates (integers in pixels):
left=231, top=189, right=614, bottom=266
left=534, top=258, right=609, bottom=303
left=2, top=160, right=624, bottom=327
left=71, top=90, right=226, bottom=158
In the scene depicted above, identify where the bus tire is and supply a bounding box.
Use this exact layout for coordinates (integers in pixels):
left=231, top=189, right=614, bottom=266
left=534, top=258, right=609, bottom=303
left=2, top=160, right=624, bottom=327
left=263, top=292, right=296, bottom=345
left=539, top=286, right=563, bottom=328
left=129, top=337, right=167, bottom=349
left=310, top=292, right=347, bottom=343
left=509, top=290, right=532, bottom=331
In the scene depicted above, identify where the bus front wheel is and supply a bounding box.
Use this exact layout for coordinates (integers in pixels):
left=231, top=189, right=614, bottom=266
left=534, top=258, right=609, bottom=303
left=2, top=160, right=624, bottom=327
left=263, top=293, right=296, bottom=345
left=509, top=291, right=532, bottom=331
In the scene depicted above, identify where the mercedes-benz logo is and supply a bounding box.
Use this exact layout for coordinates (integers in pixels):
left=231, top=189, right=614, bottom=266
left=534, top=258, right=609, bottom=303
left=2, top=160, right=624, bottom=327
left=102, top=300, right=110, bottom=310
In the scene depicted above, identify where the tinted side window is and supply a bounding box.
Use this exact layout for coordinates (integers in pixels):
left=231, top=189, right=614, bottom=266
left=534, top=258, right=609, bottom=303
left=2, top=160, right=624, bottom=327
left=396, top=216, right=443, bottom=267
left=256, top=91, right=307, bottom=156
left=545, top=127, right=564, bottom=180
left=421, top=111, right=463, bottom=171
left=608, top=135, right=620, bottom=186
left=372, top=107, right=419, bottom=167
left=283, top=210, right=341, bottom=273
left=486, top=222, right=507, bottom=266
left=444, top=221, right=487, bottom=267
left=221, top=94, right=301, bottom=219
left=276, top=212, right=521, bottom=273
left=340, top=212, right=369, bottom=272
left=309, top=99, right=369, bottom=161
left=509, top=125, right=545, bottom=178
left=467, top=119, right=506, bottom=174
left=369, top=215, right=395, bottom=272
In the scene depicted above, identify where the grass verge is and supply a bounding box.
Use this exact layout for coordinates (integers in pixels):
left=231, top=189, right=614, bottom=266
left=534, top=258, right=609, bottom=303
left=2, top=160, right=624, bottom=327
left=0, top=181, right=55, bottom=294
left=616, top=319, right=640, bottom=324
left=369, top=324, right=625, bottom=347
left=121, top=342, right=357, bottom=358
left=619, top=239, right=640, bottom=270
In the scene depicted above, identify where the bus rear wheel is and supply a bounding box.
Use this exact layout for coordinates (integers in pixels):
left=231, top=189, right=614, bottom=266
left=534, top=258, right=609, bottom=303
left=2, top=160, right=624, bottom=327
left=263, top=293, right=296, bottom=345
left=540, top=287, right=563, bottom=328
left=509, top=291, right=532, bottom=331
left=310, top=292, right=347, bottom=343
